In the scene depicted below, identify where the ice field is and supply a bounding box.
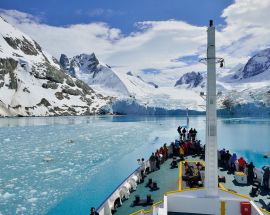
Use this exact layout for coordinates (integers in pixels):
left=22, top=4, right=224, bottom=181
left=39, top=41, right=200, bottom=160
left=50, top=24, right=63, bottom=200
left=0, top=116, right=270, bottom=215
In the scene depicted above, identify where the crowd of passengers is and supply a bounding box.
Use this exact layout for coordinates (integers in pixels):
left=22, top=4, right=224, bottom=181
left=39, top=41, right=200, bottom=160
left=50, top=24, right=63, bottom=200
left=137, top=127, right=202, bottom=174
left=218, top=148, right=270, bottom=190
left=138, top=126, right=204, bottom=188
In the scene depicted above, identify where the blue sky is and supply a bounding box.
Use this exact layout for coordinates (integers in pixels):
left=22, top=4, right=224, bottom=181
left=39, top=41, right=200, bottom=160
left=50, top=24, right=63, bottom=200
left=1, top=0, right=233, bottom=34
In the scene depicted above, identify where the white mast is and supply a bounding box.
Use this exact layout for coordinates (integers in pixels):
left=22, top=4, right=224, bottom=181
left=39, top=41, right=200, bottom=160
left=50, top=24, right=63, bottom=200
left=205, top=20, right=218, bottom=197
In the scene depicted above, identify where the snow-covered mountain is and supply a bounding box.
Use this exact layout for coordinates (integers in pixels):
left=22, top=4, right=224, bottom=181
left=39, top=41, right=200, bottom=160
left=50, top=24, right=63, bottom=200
left=60, top=53, right=131, bottom=96
left=174, top=71, right=204, bottom=88
left=59, top=53, right=162, bottom=98
left=59, top=53, right=204, bottom=112
left=242, top=48, right=270, bottom=79
left=214, top=49, right=270, bottom=114
left=0, top=17, right=110, bottom=116
left=220, top=49, right=270, bottom=83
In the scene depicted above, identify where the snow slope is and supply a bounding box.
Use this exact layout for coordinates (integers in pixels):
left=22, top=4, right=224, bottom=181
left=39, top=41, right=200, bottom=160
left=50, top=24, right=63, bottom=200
left=0, top=17, right=110, bottom=116
left=60, top=53, right=204, bottom=111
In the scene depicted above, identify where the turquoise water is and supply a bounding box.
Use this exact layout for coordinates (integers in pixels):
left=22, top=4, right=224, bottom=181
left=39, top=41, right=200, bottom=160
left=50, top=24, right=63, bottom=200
left=0, top=116, right=269, bottom=215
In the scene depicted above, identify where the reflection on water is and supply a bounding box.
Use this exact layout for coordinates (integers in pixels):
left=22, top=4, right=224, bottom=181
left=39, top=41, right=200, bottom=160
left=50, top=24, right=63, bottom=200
left=0, top=116, right=269, bottom=215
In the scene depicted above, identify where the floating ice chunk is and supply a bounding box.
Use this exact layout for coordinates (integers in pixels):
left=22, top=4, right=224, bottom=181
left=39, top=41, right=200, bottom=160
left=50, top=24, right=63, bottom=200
left=28, top=197, right=37, bottom=203
left=4, top=138, right=10, bottom=142
left=43, top=151, right=51, bottom=154
left=43, top=156, right=53, bottom=162
left=1, top=192, right=15, bottom=199
left=16, top=206, right=26, bottom=213
left=5, top=184, right=14, bottom=189
left=44, top=168, right=63, bottom=174
left=30, top=189, right=37, bottom=194
left=41, top=192, right=47, bottom=196
left=66, top=139, right=74, bottom=144
left=113, top=134, right=123, bottom=137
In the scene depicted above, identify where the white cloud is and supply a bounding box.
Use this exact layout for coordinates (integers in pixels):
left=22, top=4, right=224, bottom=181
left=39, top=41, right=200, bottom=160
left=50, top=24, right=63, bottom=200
left=0, top=9, right=121, bottom=58
left=74, top=8, right=125, bottom=18
left=105, top=20, right=206, bottom=71
left=0, top=9, right=41, bottom=24
left=1, top=1, right=270, bottom=86
left=218, top=0, right=270, bottom=61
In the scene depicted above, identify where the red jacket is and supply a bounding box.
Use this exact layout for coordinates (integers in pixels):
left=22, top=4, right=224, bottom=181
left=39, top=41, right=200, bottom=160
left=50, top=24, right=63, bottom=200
left=238, top=157, right=246, bottom=167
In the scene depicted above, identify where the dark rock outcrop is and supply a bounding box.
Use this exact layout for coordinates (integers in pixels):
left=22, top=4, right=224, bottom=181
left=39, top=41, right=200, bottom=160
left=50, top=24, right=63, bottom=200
left=3, top=36, right=39, bottom=56
left=242, top=48, right=270, bottom=78
left=175, top=71, right=203, bottom=88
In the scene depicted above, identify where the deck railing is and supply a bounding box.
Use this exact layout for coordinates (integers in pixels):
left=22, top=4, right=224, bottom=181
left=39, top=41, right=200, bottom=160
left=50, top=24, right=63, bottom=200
left=96, top=166, right=141, bottom=213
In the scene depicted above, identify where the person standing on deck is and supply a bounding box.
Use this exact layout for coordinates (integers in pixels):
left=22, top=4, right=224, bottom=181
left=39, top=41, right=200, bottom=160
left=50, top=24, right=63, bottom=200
left=177, top=126, right=182, bottom=140
left=224, top=150, right=231, bottom=169
left=190, top=128, right=195, bottom=141
left=229, top=153, right=237, bottom=172
left=262, top=166, right=270, bottom=190
left=182, top=128, right=186, bottom=141
left=219, top=149, right=226, bottom=167
left=247, top=162, right=255, bottom=184
left=159, top=146, right=165, bottom=163
left=180, top=129, right=183, bottom=140
left=163, top=143, right=168, bottom=160
left=90, top=207, right=99, bottom=215
left=187, top=128, right=192, bottom=140
left=193, top=129, right=197, bottom=141
left=155, top=154, right=160, bottom=170
left=238, top=157, right=247, bottom=172
left=149, top=153, right=156, bottom=172
left=138, top=158, right=146, bottom=173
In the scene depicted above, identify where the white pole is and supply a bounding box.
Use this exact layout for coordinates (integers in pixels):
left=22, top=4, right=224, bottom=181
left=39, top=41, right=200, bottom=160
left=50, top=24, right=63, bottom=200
left=205, top=20, right=218, bottom=197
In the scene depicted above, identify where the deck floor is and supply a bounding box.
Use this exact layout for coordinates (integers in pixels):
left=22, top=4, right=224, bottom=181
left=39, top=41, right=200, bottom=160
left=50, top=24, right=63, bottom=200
left=218, top=166, right=270, bottom=211
left=115, top=158, right=180, bottom=215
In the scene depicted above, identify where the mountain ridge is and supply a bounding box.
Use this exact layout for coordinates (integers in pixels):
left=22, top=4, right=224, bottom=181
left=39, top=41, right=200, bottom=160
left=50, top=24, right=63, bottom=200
left=0, top=17, right=110, bottom=117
